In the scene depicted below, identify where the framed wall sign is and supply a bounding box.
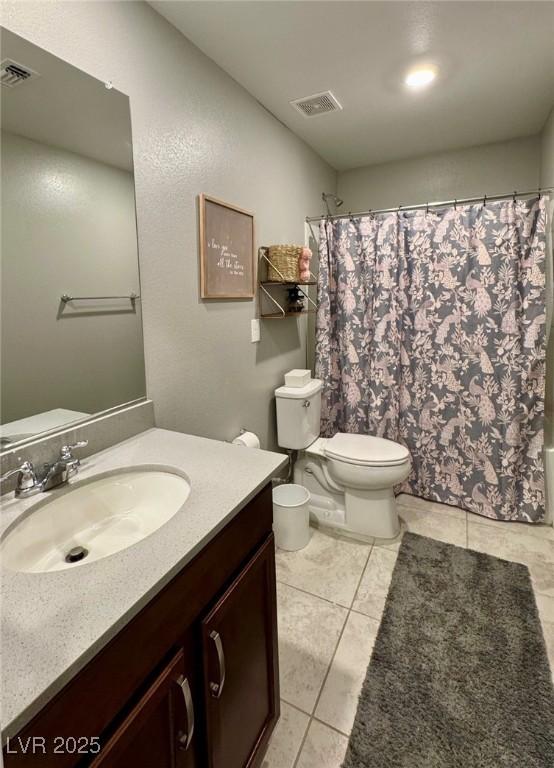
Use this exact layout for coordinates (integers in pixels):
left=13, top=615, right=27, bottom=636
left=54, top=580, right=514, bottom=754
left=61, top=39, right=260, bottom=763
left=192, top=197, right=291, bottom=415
left=199, top=194, right=255, bottom=299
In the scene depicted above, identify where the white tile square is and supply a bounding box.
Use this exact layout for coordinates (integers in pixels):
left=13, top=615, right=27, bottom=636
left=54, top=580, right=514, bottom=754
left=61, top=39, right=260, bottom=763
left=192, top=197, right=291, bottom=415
left=276, top=527, right=371, bottom=607
left=316, top=611, right=379, bottom=735
left=469, top=514, right=554, bottom=541
left=352, top=546, right=398, bottom=621
left=277, top=582, right=348, bottom=714
left=296, top=720, right=349, bottom=768
left=396, top=494, right=467, bottom=519
left=261, top=701, right=309, bottom=768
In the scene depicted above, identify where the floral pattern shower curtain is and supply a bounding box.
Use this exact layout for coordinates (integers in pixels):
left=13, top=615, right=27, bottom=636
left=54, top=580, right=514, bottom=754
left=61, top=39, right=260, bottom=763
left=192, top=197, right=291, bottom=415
left=315, top=197, right=547, bottom=522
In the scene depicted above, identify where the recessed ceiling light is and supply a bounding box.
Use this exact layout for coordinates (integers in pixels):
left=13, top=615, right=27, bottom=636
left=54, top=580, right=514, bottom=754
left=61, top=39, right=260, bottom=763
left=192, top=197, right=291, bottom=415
left=405, top=67, right=437, bottom=90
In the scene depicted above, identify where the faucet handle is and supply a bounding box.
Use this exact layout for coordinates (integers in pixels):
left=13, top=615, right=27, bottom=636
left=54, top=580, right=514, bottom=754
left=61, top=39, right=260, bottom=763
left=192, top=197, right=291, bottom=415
left=60, top=440, right=88, bottom=462
left=0, top=460, right=37, bottom=495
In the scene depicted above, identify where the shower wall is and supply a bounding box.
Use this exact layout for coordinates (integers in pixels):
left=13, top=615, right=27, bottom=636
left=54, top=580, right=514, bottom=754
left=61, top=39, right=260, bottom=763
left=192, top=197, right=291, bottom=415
left=337, top=135, right=541, bottom=212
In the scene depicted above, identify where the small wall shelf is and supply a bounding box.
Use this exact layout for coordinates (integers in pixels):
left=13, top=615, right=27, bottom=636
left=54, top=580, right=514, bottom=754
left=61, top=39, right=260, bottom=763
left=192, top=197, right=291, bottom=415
left=261, top=310, right=317, bottom=319
left=259, top=280, right=317, bottom=286
left=258, top=247, right=317, bottom=319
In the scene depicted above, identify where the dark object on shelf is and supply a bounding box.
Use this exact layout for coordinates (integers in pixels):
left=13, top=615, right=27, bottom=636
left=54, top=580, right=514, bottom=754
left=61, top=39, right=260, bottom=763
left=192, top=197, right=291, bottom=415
left=286, top=287, right=305, bottom=313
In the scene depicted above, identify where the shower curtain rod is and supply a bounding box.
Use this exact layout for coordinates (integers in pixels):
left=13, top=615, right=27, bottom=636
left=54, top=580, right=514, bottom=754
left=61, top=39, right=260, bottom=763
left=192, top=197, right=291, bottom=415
left=305, top=186, right=554, bottom=223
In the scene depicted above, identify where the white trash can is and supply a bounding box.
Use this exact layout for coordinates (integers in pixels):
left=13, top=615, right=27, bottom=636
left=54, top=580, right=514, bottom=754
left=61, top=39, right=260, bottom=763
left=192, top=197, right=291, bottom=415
left=272, top=484, right=311, bottom=551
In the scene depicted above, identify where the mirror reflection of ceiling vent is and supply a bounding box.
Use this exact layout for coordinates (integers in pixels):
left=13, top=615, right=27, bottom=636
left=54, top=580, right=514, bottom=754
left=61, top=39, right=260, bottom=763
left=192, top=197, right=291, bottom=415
left=0, top=59, right=39, bottom=88
left=290, top=91, right=342, bottom=118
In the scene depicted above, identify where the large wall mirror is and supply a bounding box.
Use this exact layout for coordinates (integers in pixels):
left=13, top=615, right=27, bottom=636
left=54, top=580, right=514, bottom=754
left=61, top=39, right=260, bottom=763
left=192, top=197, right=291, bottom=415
left=1, top=28, right=146, bottom=450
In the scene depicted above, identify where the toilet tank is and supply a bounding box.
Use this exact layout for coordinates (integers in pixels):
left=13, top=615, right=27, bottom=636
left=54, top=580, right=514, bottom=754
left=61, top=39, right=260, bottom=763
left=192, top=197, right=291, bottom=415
left=275, top=379, right=322, bottom=449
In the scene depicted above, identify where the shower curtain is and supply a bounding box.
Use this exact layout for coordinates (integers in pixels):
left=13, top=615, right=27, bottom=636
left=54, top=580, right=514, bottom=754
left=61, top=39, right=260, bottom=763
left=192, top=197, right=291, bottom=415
left=315, top=197, right=548, bottom=522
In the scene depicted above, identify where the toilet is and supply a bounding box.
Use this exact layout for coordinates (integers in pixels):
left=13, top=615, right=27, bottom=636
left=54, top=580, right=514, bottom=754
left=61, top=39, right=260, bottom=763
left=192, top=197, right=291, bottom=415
left=275, top=377, right=411, bottom=540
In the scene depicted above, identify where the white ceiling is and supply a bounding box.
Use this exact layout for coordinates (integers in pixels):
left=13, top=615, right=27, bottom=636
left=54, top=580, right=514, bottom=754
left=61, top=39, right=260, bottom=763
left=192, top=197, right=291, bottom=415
left=151, top=1, right=554, bottom=171
left=1, top=28, right=133, bottom=171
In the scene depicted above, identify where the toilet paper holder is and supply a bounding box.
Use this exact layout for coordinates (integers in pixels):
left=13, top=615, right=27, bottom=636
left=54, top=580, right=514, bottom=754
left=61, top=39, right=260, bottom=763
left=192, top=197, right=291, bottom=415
left=229, top=428, right=261, bottom=449
left=226, top=428, right=246, bottom=443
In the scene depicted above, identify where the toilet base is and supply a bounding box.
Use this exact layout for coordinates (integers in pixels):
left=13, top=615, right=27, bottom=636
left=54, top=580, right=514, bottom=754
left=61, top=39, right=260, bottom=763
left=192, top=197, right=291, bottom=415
left=344, top=486, right=400, bottom=539
left=294, top=454, right=402, bottom=541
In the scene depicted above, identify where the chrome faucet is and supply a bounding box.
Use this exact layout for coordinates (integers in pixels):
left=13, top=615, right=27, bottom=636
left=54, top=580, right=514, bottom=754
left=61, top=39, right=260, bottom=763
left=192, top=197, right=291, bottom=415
left=59, top=441, right=87, bottom=478
left=0, top=461, right=38, bottom=498
left=0, top=441, right=88, bottom=498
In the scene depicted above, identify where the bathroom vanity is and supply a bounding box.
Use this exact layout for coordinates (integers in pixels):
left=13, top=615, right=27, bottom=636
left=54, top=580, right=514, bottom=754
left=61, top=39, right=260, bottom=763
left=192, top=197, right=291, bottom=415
left=0, top=27, right=286, bottom=768
left=1, top=429, right=286, bottom=768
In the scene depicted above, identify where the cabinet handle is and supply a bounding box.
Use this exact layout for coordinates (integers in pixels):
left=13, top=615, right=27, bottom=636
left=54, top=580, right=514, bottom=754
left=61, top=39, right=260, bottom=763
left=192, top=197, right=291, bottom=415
left=175, top=675, right=195, bottom=751
left=209, top=630, right=226, bottom=699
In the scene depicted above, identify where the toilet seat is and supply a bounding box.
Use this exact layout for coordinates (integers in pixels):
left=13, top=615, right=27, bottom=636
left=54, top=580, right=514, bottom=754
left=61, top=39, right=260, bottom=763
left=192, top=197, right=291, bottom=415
left=305, top=436, right=327, bottom=458
left=324, top=433, right=410, bottom=467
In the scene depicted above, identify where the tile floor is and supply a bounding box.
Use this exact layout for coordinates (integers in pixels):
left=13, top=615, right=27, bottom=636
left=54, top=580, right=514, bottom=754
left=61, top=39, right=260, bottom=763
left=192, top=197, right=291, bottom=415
left=262, top=493, right=554, bottom=768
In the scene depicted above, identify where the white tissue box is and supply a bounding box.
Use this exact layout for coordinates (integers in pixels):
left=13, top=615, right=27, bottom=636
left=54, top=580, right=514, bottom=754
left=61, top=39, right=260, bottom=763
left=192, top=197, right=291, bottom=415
left=284, top=369, right=311, bottom=388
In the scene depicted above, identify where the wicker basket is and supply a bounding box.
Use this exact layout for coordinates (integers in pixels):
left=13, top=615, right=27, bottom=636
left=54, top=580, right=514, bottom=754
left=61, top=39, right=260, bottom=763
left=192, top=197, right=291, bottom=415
left=267, top=244, right=302, bottom=282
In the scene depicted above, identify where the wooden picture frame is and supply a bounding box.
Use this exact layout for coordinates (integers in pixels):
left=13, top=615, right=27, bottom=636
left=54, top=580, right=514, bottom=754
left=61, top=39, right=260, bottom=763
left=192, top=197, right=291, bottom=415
left=199, top=194, right=255, bottom=299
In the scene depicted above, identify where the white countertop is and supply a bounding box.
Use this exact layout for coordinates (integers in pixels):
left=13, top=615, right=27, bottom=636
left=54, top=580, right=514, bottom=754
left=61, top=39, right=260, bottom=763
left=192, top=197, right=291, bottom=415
left=0, top=428, right=286, bottom=740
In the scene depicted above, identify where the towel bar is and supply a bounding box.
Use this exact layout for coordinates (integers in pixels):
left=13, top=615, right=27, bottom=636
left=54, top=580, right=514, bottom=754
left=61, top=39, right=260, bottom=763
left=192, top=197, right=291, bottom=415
left=61, top=293, right=140, bottom=303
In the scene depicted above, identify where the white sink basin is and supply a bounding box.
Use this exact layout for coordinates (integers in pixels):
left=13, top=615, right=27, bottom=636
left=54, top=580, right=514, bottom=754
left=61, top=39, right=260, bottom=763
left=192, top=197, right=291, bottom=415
left=1, top=467, right=191, bottom=573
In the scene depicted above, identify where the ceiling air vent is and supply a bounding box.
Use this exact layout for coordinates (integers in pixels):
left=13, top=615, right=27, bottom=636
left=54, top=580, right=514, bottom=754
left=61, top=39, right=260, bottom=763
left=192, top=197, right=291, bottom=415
left=1, top=59, right=39, bottom=88
left=290, top=90, right=342, bottom=118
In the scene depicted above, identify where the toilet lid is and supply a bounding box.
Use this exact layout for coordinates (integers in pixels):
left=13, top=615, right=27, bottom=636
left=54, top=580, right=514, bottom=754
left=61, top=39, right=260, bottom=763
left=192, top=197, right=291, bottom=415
left=275, top=379, right=322, bottom=399
left=324, top=433, right=410, bottom=467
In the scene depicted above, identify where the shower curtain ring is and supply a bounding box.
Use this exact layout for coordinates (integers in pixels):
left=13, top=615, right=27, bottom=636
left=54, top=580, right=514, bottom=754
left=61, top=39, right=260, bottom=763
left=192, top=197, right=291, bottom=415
left=483, top=194, right=487, bottom=207
left=454, top=199, right=458, bottom=210
left=513, top=190, right=517, bottom=203
left=538, top=188, right=542, bottom=200
left=426, top=202, right=429, bottom=215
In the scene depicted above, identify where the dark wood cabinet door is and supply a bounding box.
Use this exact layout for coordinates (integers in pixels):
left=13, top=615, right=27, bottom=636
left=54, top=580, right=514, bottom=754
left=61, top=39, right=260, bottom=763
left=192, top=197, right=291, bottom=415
left=202, top=535, right=279, bottom=768
left=89, top=645, right=200, bottom=768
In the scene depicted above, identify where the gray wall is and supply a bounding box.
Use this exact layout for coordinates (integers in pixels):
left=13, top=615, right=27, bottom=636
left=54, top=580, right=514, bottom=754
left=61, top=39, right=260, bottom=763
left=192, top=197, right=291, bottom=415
left=542, top=107, right=554, bottom=189
left=2, top=1, right=336, bottom=450
left=337, top=136, right=541, bottom=212
left=1, top=131, right=145, bottom=423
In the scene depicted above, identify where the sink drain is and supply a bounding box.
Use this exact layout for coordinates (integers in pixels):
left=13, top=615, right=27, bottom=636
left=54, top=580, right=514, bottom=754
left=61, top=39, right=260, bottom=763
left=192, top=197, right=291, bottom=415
left=65, top=546, right=89, bottom=564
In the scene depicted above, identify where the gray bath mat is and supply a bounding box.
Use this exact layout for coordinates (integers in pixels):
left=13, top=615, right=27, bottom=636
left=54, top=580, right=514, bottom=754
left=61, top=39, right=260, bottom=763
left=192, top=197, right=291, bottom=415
left=343, top=533, right=554, bottom=768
